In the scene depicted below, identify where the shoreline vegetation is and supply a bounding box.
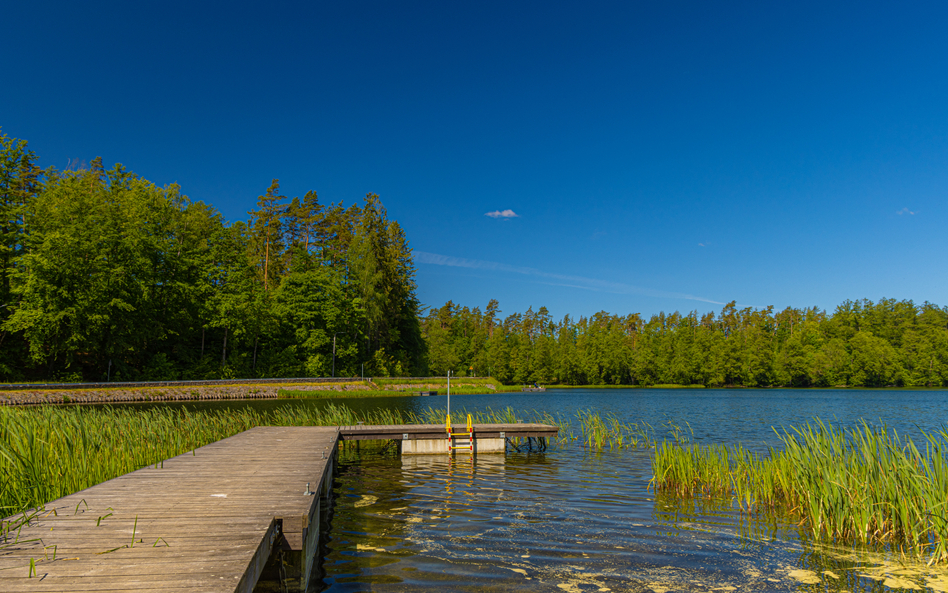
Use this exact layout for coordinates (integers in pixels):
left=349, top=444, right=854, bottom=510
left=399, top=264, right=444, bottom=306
left=0, top=377, right=521, bottom=406
left=4, top=379, right=947, bottom=406
left=278, top=376, right=522, bottom=398
left=0, top=403, right=561, bottom=515
left=651, top=420, right=948, bottom=565
left=424, top=298, right=948, bottom=389
left=4, top=402, right=948, bottom=564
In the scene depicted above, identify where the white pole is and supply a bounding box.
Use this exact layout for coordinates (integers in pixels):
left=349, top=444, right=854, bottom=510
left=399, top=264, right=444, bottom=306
left=447, top=370, right=451, bottom=420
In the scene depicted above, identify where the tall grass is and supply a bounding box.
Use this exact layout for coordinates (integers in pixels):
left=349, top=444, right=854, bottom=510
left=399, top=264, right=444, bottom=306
left=372, top=376, right=502, bottom=386
left=279, top=376, right=521, bottom=398
left=570, top=410, right=655, bottom=450
left=0, top=403, right=418, bottom=516
left=278, top=386, right=521, bottom=398
left=0, top=403, right=573, bottom=516
left=0, top=403, right=659, bottom=520
left=651, top=419, right=948, bottom=564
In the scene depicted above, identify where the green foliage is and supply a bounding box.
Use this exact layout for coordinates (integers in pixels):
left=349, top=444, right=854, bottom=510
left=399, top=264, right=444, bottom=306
left=278, top=376, right=522, bottom=398
left=0, top=136, right=426, bottom=381
left=651, top=419, right=948, bottom=564
left=423, top=298, right=948, bottom=387
left=0, top=129, right=41, bottom=381
left=0, top=403, right=554, bottom=514
left=2, top=131, right=943, bottom=388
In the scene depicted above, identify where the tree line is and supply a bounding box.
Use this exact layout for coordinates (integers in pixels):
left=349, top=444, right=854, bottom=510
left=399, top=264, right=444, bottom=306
left=0, top=130, right=424, bottom=382
left=4, top=129, right=946, bottom=387
left=422, top=298, right=948, bottom=387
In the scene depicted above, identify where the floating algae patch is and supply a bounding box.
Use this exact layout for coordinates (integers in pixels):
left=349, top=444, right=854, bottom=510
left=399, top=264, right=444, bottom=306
left=354, top=494, right=378, bottom=508
left=786, top=568, right=821, bottom=584
left=784, top=542, right=948, bottom=592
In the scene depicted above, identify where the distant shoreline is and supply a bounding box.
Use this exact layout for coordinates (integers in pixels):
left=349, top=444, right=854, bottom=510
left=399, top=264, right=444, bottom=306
left=3, top=379, right=944, bottom=406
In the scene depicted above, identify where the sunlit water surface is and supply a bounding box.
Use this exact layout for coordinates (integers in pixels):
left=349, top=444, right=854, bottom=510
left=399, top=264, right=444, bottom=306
left=110, top=387, right=948, bottom=591
left=317, top=389, right=948, bottom=593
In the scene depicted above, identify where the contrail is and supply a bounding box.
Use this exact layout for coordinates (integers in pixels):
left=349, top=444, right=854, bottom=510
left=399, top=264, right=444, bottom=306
left=414, top=251, right=726, bottom=306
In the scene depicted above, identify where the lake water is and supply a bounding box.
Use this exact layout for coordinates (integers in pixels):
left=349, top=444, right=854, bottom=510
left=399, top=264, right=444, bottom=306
left=119, top=387, right=948, bottom=592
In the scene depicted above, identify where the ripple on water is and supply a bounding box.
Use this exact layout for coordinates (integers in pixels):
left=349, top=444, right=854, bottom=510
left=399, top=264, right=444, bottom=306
left=320, top=448, right=892, bottom=592
left=318, top=387, right=948, bottom=592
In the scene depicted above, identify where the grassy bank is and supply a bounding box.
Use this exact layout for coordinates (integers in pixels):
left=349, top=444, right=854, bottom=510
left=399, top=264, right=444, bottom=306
left=0, top=380, right=374, bottom=406
left=651, top=419, right=948, bottom=564
left=279, top=376, right=520, bottom=399
left=545, top=384, right=706, bottom=389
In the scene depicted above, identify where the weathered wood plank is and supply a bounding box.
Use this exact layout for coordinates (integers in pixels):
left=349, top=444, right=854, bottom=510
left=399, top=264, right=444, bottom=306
left=0, top=426, right=338, bottom=592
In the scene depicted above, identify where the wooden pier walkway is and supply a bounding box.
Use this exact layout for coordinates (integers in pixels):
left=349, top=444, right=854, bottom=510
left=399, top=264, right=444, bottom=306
left=0, top=426, right=338, bottom=592
left=0, top=422, right=557, bottom=592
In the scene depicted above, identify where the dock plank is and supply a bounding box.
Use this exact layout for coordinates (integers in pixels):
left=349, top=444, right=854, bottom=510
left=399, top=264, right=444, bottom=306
left=0, top=426, right=338, bottom=592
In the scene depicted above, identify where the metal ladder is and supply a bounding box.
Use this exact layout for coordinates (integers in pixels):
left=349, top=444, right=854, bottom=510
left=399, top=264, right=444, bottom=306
left=446, top=413, right=475, bottom=453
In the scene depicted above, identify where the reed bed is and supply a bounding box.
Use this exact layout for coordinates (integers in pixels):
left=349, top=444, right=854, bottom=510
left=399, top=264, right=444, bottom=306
left=0, top=403, right=574, bottom=516
left=0, top=402, right=651, bottom=520
left=571, top=410, right=655, bottom=450
left=371, top=376, right=502, bottom=387
left=0, top=403, right=416, bottom=515
left=651, top=419, right=948, bottom=564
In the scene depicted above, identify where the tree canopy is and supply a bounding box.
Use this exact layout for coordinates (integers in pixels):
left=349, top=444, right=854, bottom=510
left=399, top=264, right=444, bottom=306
left=421, top=298, right=948, bottom=387
left=0, top=130, right=424, bottom=381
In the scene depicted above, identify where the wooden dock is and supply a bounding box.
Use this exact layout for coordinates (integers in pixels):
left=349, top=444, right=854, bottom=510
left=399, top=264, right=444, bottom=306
left=0, top=422, right=557, bottom=592
left=0, top=426, right=338, bottom=592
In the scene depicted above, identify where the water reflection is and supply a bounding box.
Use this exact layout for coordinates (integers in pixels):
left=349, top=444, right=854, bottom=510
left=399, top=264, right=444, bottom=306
left=321, top=445, right=948, bottom=592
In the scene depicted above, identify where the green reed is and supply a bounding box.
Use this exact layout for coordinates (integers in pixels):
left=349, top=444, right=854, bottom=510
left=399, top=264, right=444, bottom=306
left=568, top=410, right=655, bottom=450
left=0, top=403, right=419, bottom=515
left=651, top=418, right=948, bottom=564
left=0, top=403, right=656, bottom=519
left=0, top=403, right=576, bottom=515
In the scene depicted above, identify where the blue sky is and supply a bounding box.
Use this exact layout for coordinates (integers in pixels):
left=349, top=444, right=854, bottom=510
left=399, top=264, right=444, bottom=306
left=3, top=1, right=946, bottom=320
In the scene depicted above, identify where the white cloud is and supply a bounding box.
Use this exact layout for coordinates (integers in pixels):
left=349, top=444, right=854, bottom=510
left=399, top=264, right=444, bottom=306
left=485, top=209, right=519, bottom=219
left=897, top=207, right=915, bottom=215
left=414, top=251, right=726, bottom=305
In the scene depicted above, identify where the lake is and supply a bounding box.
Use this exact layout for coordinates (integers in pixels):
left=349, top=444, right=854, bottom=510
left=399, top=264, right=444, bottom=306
left=116, top=387, right=948, bottom=592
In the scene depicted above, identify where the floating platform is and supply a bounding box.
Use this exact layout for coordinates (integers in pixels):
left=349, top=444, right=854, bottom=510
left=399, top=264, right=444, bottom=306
left=339, top=422, right=557, bottom=454
left=0, top=422, right=558, bottom=592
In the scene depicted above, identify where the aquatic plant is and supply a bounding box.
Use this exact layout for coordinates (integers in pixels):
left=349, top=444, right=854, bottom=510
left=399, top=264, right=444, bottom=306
left=0, top=403, right=407, bottom=515
left=0, top=403, right=572, bottom=515
left=651, top=419, right=948, bottom=564
left=0, top=403, right=659, bottom=520
left=565, top=410, right=655, bottom=451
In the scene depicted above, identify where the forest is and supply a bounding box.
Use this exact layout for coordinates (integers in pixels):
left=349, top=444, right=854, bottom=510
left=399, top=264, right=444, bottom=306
left=423, top=298, right=948, bottom=387
left=0, top=130, right=424, bottom=382
left=3, top=129, right=947, bottom=387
